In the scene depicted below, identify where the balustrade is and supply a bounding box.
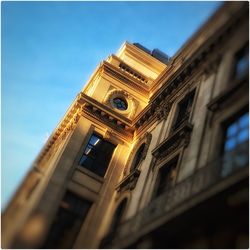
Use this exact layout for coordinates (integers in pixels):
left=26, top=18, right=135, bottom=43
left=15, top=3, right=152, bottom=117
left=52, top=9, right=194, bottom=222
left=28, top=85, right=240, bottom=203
left=119, top=63, right=148, bottom=84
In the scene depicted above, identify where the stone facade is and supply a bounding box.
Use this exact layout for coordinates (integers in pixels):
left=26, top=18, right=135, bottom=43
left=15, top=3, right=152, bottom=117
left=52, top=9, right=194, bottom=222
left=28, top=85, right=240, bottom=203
left=2, top=2, right=249, bottom=249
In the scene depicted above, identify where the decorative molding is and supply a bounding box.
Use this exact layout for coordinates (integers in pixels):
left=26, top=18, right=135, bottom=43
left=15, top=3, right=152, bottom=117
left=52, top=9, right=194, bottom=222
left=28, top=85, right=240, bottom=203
left=102, top=62, right=149, bottom=95
left=133, top=7, right=248, bottom=131
left=155, top=100, right=173, bottom=122
left=32, top=1, right=247, bottom=178
left=104, top=129, right=114, bottom=140
left=119, top=62, right=149, bottom=85
left=123, top=132, right=152, bottom=176
left=116, top=169, right=141, bottom=193
left=103, top=89, right=137, bottom=119
left=152, top=122, right=193, bottom=170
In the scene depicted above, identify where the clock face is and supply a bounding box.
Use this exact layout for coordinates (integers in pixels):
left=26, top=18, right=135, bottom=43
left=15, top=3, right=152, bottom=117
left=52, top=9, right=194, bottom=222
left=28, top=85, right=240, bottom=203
left=113, top=97, right=128, bottom=111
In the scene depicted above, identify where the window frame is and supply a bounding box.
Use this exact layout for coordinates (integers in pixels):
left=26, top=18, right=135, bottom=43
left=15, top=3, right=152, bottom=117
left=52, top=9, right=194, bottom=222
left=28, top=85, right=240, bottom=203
left=221, top=107, right=249, bottom=155
left=233, top=43, right=249, bottom=81
left=129, top=143, right=146, bottom=173
left=109, top=198, right=128, bottom=234
left=43, top=190, right=92, bottom=249
left=78, top=132, right=116, bottom=177
left=153, top=155, right=180, bottom=199
left=172, top=89, right=196, bottom=132
left=220, top=108, right=249, bottom=177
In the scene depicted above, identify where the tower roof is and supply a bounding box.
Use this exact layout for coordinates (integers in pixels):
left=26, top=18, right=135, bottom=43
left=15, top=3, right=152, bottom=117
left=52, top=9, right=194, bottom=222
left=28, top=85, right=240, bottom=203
left=133, top=43, right=170, bottom=64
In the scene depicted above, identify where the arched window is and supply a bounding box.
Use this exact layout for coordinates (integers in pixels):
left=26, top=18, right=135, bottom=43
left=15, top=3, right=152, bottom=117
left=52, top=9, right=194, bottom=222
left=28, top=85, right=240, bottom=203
left=130, top=143, right=146, bottom=172
left=109, top=199, right=127, bottom=234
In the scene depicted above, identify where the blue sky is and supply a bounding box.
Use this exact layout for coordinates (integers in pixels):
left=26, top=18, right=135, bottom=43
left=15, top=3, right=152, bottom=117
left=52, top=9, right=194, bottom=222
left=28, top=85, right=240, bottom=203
left=1, top=1, right=222, bottom=210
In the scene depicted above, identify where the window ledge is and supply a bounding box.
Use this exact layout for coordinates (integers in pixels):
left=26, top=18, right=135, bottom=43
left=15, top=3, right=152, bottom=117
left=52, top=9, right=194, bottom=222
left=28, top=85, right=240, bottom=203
left=76, top=166, right=105, bottom=183
left=116, top=169, right=141, bottom=193
left=152, top=122, right=193, bottom=159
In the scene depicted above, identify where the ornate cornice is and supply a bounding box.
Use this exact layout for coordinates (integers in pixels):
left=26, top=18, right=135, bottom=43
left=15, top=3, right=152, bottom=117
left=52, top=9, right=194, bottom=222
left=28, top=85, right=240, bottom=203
left=35, top=92, right=136, bottom=168
left=102, top=61, right=149, bottom=96
left=36, top=105, right=82, bottom=166
left=133, top=4, right=247, bottom=132
left=109, top=54, right=153, bottom=85
left=34, top=2, right=248, bottom=173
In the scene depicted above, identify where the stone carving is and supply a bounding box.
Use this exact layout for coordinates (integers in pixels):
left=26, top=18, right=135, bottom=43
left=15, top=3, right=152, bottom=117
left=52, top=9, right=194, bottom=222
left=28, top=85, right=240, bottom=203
left=104, top=129, right=114, bottom=140
left=103, top=89, right=137, bottom=119
left=152, top=122, right=193, bottom=170
left=155, top=100, right=172, bottom=121
left=116, top=169, right=141, bottom=193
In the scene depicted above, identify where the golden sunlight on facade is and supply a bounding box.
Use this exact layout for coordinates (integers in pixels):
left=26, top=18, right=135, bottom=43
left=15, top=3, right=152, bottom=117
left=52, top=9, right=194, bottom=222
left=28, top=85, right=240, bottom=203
left=2, top=2, right=249, bottom=249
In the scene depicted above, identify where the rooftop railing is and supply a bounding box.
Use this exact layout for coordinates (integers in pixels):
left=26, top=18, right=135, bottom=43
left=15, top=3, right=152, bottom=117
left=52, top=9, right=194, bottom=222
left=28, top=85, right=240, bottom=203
left=119, top=62, right=148, bottom=84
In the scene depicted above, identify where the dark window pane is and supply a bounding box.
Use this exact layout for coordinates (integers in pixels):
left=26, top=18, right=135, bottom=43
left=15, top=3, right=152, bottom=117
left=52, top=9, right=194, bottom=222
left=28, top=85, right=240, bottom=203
left=155, top=157, right=178, bottom=197
left=224, top=138, right=237, bottom=151
left=226, top=123, right=238, bottom=137
left=43, top=191, right=92, bottom=249
left=109, top=199, right=127, bottom=234
left=79, top=155, right=88, bottom=166
left=222, top=110, right=249, bottom=177
left=234, top=45, right=249, bottom=80
left=237, top=129, right=248, bottom=143
left=239, top=113, right=249, bottom=128
left=113, top=97, right=128, bottom=110
left=173, top=90, right=195, bottom=131
left=81, top=157, right=94, bottom=170
left=235, top=54, right=249, bottom=79
left=84, top=145, right=93, bottom=155
left=222, top=153, right=234, bottom=177
left=89, top=135, right=101, bottom=146
left=79, top=133, right=116, bottom=177
left=130, top=144, right=146, bottom=172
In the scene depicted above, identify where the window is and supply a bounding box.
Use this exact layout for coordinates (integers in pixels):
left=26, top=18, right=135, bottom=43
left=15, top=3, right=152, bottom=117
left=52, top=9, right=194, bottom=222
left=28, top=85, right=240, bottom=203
left=172, top=90, right=195, bottom=131
left=234, top=45, right=249, bottom=80
left=79, top=133, right=116, bottom=177
left=109, top=199, right=127, bottom=234
left=113, top=97, right=128, bottom=110
left=222, top=111, right=249, bottom=177
left=43, top=191, right=92, bottom=249
left=155, top=156, right=178, bottom=197
left=130, top=143, right=146, bottom=172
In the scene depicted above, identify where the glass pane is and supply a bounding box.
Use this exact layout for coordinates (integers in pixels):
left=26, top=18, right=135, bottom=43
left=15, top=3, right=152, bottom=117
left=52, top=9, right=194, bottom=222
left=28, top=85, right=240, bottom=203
left=235, top=54, right=249, bottom=78
left=239, top=113, right=249, bottom=128
left=80, top=156, right=93, bottom=169
left=234, top=153, right=248, bottom=169
left=224, top=138, right=236, bottom=151
left=84, top=145, right=93, bottom=155
left=79, top=133, right=116, bottom=177
left=113, top=97, right=128, bottom=110
left=226, top=123, right=238, bottom=137
left=237, top=129, right=248, bottom=143
left=43, top=191, right=92, bottom=249
left=79, top=155, right=87, bottom=165
left=89, top=135, right=101, bottom=146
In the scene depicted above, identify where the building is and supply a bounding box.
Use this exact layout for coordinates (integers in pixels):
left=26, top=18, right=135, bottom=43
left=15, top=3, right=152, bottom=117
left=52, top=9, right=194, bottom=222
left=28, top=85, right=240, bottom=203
left=2, top=2, right=249, bottom=249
